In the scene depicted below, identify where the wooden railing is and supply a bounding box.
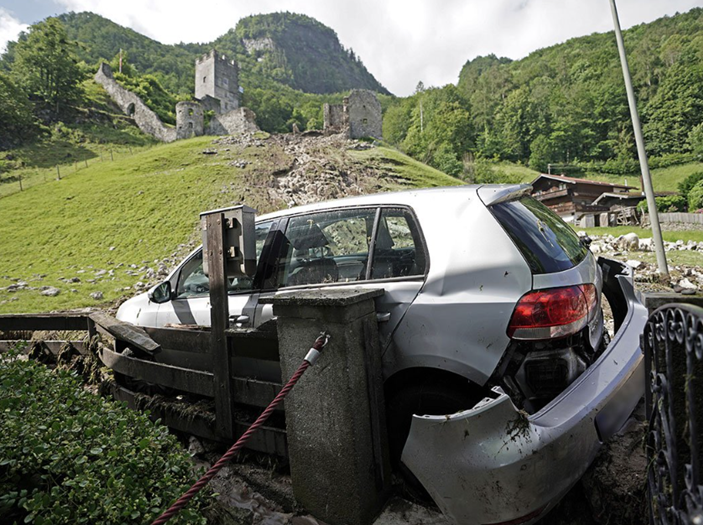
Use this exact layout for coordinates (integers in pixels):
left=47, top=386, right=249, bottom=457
left=0, top=313, right=287, bottom=456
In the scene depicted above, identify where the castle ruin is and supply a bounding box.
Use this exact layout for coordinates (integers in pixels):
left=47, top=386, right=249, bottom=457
left=323, top=90, right=382, bottom=140
left=95, top=50, right=257, bottom=143
left=195, top=49, right=240, bottom=114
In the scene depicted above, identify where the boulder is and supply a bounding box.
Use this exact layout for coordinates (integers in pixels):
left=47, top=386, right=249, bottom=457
left=616, top=233, right=639, bottom=251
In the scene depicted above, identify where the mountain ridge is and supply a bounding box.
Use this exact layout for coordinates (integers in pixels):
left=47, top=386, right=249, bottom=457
left=48, top=11, right=390, bottom=97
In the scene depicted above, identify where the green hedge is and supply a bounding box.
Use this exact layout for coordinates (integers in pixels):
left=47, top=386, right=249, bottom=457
left=636, top=194, right=688, bottom=214
left=678, top=171, right=703, bottom=201
left=0, top=353, right=207, bottom=525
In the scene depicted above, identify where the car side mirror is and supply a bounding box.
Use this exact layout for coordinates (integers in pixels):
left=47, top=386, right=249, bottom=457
left=581, top=235, right=593, bottom=247
left=147, top=281, right=172, bottom=304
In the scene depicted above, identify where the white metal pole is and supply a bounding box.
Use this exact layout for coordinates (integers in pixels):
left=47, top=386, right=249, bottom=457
left=609, top=0, right=668, bottom=276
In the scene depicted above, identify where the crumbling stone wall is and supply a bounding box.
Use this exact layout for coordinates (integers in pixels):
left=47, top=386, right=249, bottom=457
left=198, top=95, right=221, bottom=114
left=347, top=90, right=382, bottom=140
left=323, top=103, right=348, bottom=135
left=208, top=108, right=259, bottom=135
left=96, top=57, right=258, bottom=142
left=95, top=63, right=177, bottom=142
left=195, top=49, right=240, bottom=114
left=176, top=101, right=204, bottom=140
left=323, top=90, right=382, bottom=140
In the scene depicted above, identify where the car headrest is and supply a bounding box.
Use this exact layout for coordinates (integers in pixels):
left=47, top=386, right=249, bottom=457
left=291, top=221, right=330, bottom=250
left=375, top=222, right=395, bottom=250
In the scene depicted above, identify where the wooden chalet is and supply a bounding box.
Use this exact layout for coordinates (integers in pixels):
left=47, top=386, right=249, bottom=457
left=531, top=174, right=638, bottom=222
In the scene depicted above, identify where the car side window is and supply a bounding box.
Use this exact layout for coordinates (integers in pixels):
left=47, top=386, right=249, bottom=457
left=274, top=209, right=376, bottom=288
left=370, top=208, right=426, bottom=279
left=176, top=220, right=273, bottom=298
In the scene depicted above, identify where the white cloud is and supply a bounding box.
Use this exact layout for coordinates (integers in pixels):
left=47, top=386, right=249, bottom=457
left=0, top=8, right=29, bottom=54
left=27, top=0, right=703, bottom=95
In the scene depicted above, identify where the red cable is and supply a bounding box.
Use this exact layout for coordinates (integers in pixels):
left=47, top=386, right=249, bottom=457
left=150, top=333, right=328, bottom=525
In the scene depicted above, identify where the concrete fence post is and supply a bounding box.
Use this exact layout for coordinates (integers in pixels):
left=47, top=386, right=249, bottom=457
left=263, top=288, right=391, bottom=525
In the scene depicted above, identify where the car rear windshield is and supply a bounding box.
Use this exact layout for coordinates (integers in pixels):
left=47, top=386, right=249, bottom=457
left=490, top=196, right=588, bottom=274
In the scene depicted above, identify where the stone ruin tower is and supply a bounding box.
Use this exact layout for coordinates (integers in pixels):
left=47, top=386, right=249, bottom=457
left=195, top=49, right=240, bottom=114
left=176, top=101, right=204, bottom=139
left=323, top=89, right=382, bottom=140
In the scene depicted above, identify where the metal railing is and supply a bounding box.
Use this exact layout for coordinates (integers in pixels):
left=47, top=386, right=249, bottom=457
left=643, top=303, right=703, bottom=525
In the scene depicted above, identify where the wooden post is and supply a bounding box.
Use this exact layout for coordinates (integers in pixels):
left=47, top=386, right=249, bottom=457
left=56, top=165, right=61, bottom=180
left=18, top=175, right=22, bottom=191
left=129, top=146, right=132, bottom=155
left=110, top=149, right=114, bottom=161
left=84, top=159, right=88, bottom=168
left=206, top=212, right=234, bottom=438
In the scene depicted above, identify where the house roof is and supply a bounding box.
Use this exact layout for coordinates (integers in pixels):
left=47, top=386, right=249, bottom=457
left=592, top=192, right=645, bottom=205
left=531, top=173, right=631, bottom=190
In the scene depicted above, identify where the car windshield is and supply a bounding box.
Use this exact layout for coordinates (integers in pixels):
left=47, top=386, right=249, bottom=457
left=490, top=196, right=587, bottom=274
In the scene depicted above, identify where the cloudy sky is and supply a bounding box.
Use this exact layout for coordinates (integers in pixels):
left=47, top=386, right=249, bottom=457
left=0, top=0, right=700, bottom=96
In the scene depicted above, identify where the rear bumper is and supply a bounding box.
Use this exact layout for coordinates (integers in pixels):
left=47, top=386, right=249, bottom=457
left=401, top=258, right=647, bottom=525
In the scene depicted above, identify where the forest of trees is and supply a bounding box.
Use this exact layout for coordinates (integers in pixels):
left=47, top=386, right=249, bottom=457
left=383, top=8, right=703, bottom=178
left=0, top=8, right=701, bottom=168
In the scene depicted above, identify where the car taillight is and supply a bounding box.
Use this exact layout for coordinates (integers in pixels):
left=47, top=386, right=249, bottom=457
left=507, top=284, right=598, bottom=340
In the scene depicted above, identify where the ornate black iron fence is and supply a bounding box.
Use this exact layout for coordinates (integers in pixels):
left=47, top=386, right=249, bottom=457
left=643, top=303, right=703, bottom=525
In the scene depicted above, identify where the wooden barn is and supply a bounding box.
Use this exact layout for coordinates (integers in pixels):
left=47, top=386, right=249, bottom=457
left=530, top=174, right=638, bottom=223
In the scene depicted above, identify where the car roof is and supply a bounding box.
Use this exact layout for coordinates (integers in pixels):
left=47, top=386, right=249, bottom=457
left=257, top=184, right=530, bottom=221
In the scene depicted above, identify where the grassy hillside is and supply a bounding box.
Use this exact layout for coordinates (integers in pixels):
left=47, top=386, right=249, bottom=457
left=0, top=134, right=460, bottom=313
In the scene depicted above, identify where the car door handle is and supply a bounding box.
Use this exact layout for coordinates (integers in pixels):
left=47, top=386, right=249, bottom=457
left=376, top=312, right=391, bottom=323
left=230, top=315, right=250, bottom=326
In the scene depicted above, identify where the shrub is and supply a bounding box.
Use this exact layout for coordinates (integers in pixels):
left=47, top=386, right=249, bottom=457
left=678, top=171, right=703, bottom=201
left=636, top=194, right=688, bottom=214
left=688, top=180, right=703, bottom=212
left=432, top=142, right=462, bottom=177
left=0, top=355, right=207, bottom=525
left=648, top=153, right=697, bottom=169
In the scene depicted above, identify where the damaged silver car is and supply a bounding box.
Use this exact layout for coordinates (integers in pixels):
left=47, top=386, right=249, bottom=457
left=117, top=184, right=647, bottom=525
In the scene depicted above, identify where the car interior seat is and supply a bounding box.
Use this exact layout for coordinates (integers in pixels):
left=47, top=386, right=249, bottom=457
left=286, top=222, right=339, bottom=286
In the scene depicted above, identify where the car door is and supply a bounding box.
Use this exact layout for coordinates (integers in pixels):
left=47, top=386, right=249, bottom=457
left=156, top=220, right=274, bottom=327
left=253, top=207, right=427, bottom=349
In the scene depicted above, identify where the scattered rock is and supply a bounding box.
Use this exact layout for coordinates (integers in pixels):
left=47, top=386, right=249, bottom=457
left=229, top=159, right=249, bottom=168
left=625, top=260, right=643, bottom=270
left=41, top=287, right=61, bottom=297
left=90, top=291, right=104, bottom=300
left=675, top=278, right=697, bottom=291
left=616, top=233, right=639, bottom=251
left=187, top=436, right=205, bottom=456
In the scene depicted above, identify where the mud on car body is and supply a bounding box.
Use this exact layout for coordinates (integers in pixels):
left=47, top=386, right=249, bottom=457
left=117, top=185, right=647, bottom=525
